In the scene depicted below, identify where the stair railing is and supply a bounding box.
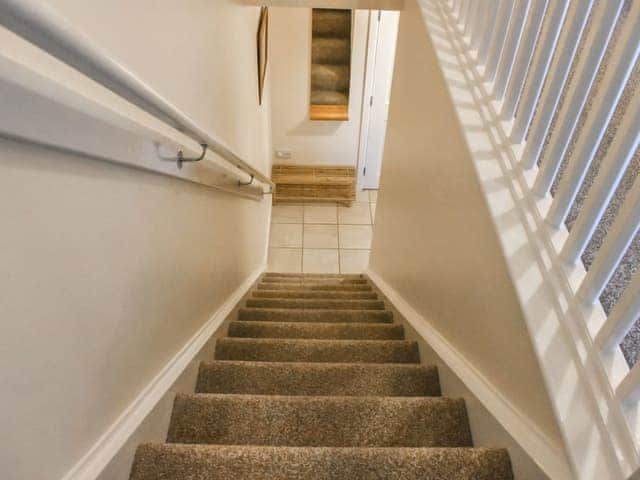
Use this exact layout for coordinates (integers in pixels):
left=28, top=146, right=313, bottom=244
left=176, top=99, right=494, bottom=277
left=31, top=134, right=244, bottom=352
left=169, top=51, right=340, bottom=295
left=428, top=0, right=640, bottom=478
left=0, top=0, right=274, bottom=195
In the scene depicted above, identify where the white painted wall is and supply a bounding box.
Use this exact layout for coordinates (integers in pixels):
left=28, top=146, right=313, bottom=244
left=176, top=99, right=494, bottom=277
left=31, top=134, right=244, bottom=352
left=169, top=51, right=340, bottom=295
left=0, top=1, right=272, bottom=479
left=269, top=7, right=368, bottom=166
left=368, top=0, right=570, bottom=475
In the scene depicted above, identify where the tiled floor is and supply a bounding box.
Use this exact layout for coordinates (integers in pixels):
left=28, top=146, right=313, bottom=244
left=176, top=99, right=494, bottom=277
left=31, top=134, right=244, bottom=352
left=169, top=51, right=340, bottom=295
left=268, top=189, right=377, bottom=274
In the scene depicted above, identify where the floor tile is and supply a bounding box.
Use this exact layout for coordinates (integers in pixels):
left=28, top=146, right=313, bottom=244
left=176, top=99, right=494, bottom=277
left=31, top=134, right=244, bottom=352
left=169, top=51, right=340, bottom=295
left=304, top=224, right=339, bottom=248
left=339, top=225, right=373, bottom=249
left=269, top=223, right=303, bottom=248
left=370, top=203, right=377, bottom=224
left=338, top=202, right=372, bottom=225
left=272, top=205, right=303, bottom=224
left=268, top=248, right=302, bottom=272
left=340, top=249, right=370, bottom=274
left=304, top=204, right=337, bottom=224
left=303, top=249, right=339, bottom=273
left=355, top=189, right=369, bottom=203
left=368, top=190, right=378, bottom=202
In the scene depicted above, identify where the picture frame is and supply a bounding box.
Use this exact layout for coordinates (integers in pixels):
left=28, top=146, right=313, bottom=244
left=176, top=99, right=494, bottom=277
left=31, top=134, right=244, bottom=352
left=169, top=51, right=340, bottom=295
left=257, top=6, right=269, bottom=105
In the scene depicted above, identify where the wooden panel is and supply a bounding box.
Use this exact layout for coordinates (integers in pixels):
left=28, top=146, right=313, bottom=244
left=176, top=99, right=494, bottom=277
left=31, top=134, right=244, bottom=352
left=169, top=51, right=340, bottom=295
left=309, top=105, right=349, bottom=121
left=272, top=164, right=356, bottom=205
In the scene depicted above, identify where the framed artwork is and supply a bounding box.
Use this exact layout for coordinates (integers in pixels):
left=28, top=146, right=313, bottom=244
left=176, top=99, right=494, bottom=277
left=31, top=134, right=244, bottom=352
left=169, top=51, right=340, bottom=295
left=257, top=6, right=269, bottom=105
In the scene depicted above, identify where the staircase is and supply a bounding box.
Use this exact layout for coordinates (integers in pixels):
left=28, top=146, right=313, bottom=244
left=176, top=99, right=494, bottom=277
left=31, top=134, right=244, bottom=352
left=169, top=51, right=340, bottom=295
left=129, top=273, right=513, bottom=479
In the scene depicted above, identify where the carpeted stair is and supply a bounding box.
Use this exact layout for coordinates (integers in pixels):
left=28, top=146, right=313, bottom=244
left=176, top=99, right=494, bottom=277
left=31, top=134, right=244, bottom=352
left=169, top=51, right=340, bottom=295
left=130, top=273, right=514, bottom=479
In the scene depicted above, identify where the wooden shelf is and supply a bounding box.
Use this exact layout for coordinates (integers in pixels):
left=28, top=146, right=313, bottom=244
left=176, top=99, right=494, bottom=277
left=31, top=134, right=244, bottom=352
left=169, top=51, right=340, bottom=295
left=272, top=164, right=355, bottom=205
left=309, top=104, right=349, bottom=121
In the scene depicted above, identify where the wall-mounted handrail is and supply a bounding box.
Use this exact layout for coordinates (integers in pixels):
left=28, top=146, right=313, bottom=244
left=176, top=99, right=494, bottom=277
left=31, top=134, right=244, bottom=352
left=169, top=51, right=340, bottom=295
left=0, top=0, right=274, bottom=192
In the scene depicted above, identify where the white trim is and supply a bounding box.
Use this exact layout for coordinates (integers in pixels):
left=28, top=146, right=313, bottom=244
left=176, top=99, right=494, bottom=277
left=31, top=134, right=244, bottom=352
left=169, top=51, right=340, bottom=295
left=59, top=265, right=264, bottom=480
left=365, top=268, right=574, bottom=480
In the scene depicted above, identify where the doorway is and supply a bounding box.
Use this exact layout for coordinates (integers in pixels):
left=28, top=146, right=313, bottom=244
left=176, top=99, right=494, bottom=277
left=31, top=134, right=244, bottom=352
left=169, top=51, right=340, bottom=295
left=357, top=10, right=400, bottom=190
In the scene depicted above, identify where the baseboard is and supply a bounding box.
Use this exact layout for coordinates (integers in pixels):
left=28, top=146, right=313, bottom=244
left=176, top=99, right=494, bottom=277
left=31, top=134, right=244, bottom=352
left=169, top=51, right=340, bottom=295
left=365, top=268, right=574, bottom=480
left=61, top=265, right=265, bottom=480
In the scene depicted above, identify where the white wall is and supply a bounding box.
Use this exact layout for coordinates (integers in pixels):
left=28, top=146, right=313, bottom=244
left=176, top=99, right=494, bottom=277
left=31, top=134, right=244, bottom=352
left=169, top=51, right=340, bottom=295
left=0, top=1, right=272, bottom=479
left=368, top=0, right=569, bottom=475
left=269, top=7, right=368, bottom=166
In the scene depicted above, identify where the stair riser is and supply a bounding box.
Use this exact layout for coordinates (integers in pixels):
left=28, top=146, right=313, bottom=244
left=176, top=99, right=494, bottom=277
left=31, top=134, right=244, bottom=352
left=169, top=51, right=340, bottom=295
left=264, top=273, right=364, bottom=279
left=253, top=290, right=377, bottom=300
left=246, top=298, right=384, bottom=310
left=312, top=10, right=351, bottom=37
left=131, top=445, right=514, bottom=480
left=167, top=395, right=472, bottom=447
left=261, top=278, right=367, bottom=284
left=215, top=339, right=420, bottom=363
left=257, top=284, right=372, bottom=291
left=311, top=64, right=350, bottom=92
left=238, top=308, right=393, bottom=323
left=196, top=362, right=440, bottom=396
left=227, top=321, right=404, bottom=340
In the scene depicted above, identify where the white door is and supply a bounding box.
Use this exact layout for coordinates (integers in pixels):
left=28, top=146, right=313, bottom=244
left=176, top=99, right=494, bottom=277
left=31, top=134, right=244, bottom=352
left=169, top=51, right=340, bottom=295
left=359, top=10, right=399, bottom=190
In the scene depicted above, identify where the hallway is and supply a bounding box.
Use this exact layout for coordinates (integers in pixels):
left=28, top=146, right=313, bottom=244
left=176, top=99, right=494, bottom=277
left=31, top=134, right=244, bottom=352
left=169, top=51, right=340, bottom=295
left=268, top=189, right=378, bottom=273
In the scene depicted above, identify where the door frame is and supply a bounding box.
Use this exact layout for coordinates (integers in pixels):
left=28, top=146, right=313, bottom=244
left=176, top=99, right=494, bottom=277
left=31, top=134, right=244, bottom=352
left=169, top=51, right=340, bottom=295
left=356, top=10, right=382, bottom=191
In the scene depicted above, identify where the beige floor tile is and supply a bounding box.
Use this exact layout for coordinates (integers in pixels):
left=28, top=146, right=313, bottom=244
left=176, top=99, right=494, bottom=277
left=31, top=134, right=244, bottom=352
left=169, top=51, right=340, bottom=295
left=355, top=189, right=369, bottom=203
left=303, top=249, right=339, bottom=273
left=368, top=190, right=378, bottom=202
left=304, top=224, right=339, bottom=248
left=268, top=248, right=302, bottom=272
left=269, top=223, right=303, bottom=248
left=304, top=204, right=337, bottom=224
left=338, top=202, right=372, bottom=225
left=340, top=249, right=370, bottom=274
left=339, top=225, right=373, bottom=249
left=272, top=205, right=303, bottom=224
left=370, top=203, right=377, bottom=223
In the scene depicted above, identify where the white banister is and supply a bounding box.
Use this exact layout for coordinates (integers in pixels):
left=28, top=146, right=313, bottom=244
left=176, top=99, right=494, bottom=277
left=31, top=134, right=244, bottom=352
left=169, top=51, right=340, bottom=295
left=532, top=0, right=627, bottom=195
left=545, top=5, right=640, bottom=227
left=464, top=0, right=479, bottom=37
left=519, top=0, right=595, bottom=170
left=484, top=0, right=515, bottom=83
left=617, top=360, right=640, bottom=405
left=477, top=0, right=501, bottom=65
left=560, top=101, right=640, bottom=265
left=501, top=0, right=548, bottom=119
left=509, top=0, right=570, bottom=143
left=577, top=179, right=640, bottom=305
left=596, top=272, right=640, bottom=353
left=492, top=0, right=530, bottom=98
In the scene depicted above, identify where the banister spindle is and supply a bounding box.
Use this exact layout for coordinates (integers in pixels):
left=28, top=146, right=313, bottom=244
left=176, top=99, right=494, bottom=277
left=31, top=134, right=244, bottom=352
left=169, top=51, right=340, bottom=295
left=545, top=5, right=640, bottom=227
left=595, top=272, right=640, bottom=352
left=477, top=0, right=501, bottom=65
left=561, top=103, right=640, bottom=265
left=460, top=0, right=472, bottom=28
left=502, top=0, right=548, bottom=119
left=520, top=0, right=595, bottom=170
left=470, top=1, right=488, bottom=49
left=465, top=1, right=480, bottom=39
left=492, top=0, right=530, bottom=95
left=577, top=180, right=640, bottom=305
left=484, top=0, right=516, bottom=83
left=509, top=0, right=570, bottom=143
left=616, top=360, right=640, bottom=404
left=531, top=0, right=626, bottom=189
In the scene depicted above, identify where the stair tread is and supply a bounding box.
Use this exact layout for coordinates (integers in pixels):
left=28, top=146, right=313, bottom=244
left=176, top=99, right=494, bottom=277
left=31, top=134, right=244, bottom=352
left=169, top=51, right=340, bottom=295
left=167, top=393, right=472, bottom=447
left=238, top=307, right=393, bottom=323
left=131, top=444, right=513, bottom=480
left=228, top=320, right=403, bottom=339
left=215, top=338, right=420, bottom=363
left=256, top=283, right=372, bottom=291
left=252, top=290, right=377, bottom=299
left=246, top=298, right=385, bottom=310
left=196, top=360, right=440, bottom=396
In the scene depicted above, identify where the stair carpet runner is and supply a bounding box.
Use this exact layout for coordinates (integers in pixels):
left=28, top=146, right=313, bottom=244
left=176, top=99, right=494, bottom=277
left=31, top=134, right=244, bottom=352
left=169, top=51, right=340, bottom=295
left=130, top=273, right=513, bottom=479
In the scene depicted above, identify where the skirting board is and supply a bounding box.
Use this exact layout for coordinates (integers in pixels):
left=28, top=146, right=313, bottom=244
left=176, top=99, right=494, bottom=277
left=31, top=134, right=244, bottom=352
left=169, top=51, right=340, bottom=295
left=365, top=268, right=574, bottom=479
left=60, top=265, right=265, bottom=480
